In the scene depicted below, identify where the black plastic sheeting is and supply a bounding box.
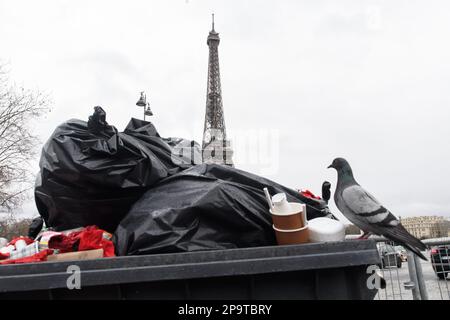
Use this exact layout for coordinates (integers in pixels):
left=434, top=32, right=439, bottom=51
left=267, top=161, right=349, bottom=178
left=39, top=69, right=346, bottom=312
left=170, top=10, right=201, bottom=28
left=114, top=164, right=333, bottom=256
left=34, top=107, right=200, bottom=233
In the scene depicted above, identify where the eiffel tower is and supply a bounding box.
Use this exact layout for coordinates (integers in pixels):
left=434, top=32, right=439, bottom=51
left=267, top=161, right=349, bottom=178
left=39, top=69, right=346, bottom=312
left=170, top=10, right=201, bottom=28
left=202, top=14, right=234, bottom=167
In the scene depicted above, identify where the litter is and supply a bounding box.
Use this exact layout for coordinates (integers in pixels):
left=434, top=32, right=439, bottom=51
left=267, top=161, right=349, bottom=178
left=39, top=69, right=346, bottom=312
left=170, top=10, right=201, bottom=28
left=47, top=226, right=115, bottom=257
left=0, top=249, right=54, bottom=265
left=308, top=217, right=346, bottom=243
left=271, top=193, right=293, bottom=214
left=0, top=225, right=114, bottom=265
left=114, top=164, right=331, bottom=255
left=300, top=189, right=322, bottom=200
left=28, top=217, right=44, bottom=239
left=38, top=230, right=64, bottom=250
left=273, top=224, right=309, bottom=245
left=14, top=239, right=28, bottom=251
left=266, top=189, right=310, bottom=245
left=7, top=236, right=34, bottom=247
left=19, top=109, right=340, bottom=260
left=34, top=107, right=200, bottom=233
left=9, top=242, right=40, bottom=260
left=271, top=202, right=308, bottom=233
left=263, top=187, right=274, bottom=210
left=46, top=248, right=104, bottom=262
left=0, top=236, right=35, bottom=259
left=0, top=246, right=13, bottom=259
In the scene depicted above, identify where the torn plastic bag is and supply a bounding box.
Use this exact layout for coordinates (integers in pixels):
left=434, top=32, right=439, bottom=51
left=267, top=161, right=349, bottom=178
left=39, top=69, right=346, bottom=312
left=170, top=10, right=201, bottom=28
left=35, top=107, right=200, bottom=233
left=114, top=164, right=332, bottom=255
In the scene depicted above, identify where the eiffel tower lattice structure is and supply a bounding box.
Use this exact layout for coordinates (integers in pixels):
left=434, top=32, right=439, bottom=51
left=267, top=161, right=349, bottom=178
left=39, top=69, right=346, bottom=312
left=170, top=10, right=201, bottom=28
left=202, top=14, right=234, bottom=167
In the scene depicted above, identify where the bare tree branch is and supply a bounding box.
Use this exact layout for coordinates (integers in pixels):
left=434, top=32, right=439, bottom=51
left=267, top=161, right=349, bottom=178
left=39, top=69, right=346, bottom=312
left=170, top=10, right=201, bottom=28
left=0, top=63, right=51, bottom=212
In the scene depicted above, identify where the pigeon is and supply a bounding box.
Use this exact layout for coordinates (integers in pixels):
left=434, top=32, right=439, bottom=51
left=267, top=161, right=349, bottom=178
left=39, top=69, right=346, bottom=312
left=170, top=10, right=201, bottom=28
left=328, top=157, right=427, bottom=260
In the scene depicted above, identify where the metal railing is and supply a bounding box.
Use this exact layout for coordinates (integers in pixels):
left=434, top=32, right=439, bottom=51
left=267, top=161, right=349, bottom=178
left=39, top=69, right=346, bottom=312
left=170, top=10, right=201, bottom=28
left=373, top=237, right=450, bottom=300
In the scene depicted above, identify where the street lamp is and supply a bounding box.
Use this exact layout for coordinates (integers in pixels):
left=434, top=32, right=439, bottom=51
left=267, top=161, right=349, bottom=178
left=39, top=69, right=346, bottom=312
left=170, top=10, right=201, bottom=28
left=136, top=91, right=153, bottom=121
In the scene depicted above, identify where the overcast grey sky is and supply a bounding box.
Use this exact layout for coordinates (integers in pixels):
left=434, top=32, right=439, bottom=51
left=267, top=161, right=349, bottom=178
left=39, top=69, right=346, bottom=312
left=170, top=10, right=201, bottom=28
left=1, top=0, right=449, bottom=222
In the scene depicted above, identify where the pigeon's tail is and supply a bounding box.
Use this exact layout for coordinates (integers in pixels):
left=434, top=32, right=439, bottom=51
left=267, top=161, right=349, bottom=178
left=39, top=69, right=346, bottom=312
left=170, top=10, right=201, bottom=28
left=381, top=224, right=428, bottom=261
left=405, top=244, right=428, bottom=261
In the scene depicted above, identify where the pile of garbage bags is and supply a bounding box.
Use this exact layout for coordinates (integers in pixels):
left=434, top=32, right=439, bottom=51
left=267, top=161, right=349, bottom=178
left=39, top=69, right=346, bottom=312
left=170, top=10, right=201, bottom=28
left=35, top=107, right=200, bottom=233
left=34, top=108, right=332, bottom=256
left=114, top=164, right=330, bottom=255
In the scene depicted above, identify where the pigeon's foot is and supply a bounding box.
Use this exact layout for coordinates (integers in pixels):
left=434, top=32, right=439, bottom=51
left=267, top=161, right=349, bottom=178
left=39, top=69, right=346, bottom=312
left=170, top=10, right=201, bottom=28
left=356, top=232, right=372, bottom=240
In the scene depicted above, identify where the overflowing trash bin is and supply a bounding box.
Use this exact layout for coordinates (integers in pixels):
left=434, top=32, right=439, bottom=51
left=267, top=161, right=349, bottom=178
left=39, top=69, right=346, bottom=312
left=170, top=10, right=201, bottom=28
left=30, top=107, right=335, bottom=257
left=0, top=241, right=380, bottom=300
left=0, top=108, right=382, bottom=300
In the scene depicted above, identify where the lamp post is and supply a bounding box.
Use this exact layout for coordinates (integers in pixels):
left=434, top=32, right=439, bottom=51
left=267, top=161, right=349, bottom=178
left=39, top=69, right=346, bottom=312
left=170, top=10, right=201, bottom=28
left=136, top=91, right=153, bottom=121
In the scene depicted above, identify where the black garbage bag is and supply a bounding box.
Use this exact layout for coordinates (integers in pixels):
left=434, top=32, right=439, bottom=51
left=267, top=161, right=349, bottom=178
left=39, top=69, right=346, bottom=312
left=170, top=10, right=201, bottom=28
left=27, top=217, right=44, bottom=239
left=114, top=164, right=332, bottom=255
left=35, top=107, right=200, bottom=232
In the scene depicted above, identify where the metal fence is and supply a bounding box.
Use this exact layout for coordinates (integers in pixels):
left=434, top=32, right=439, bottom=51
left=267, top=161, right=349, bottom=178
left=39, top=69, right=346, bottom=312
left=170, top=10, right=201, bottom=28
left=374, top=237, right=450, bottom=300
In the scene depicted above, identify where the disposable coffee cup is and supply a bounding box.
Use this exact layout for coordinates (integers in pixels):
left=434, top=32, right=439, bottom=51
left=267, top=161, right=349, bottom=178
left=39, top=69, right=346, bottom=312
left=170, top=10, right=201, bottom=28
left=270, top=202, right=307, bottom=230
left=273, top=224, right=309, bottom=245
left=271, top=193, right=292, bottom=214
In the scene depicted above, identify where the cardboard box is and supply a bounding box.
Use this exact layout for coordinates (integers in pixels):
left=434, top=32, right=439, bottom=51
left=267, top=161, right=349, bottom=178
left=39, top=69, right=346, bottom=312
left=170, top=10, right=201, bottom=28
left=47, top=249, right=104, bottom=262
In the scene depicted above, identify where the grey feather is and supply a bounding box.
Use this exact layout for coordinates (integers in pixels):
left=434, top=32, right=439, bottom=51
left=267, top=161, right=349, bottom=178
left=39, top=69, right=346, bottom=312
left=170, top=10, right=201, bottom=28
left=342, top=186, right=395, bottom=224
left=328, top=158, right=428, bottom=260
